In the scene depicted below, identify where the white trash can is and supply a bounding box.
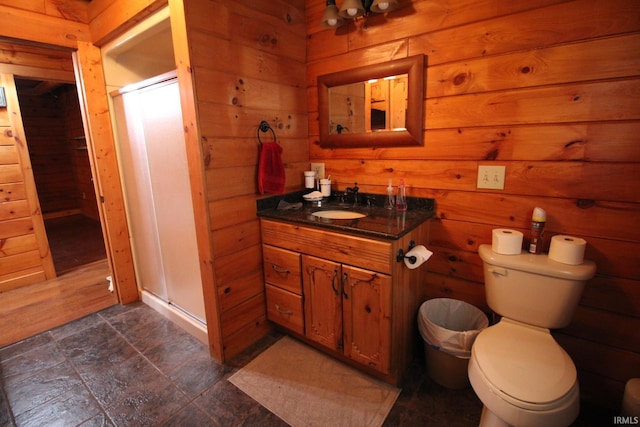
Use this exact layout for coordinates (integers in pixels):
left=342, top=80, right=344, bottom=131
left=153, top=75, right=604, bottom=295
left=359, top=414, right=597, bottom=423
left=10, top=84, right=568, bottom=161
left=418, top=298, right=489, bottom=389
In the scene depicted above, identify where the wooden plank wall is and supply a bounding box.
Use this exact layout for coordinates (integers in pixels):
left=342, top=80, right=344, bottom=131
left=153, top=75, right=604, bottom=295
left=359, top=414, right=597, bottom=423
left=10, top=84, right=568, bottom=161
left=18, top=88, right=79, bottom=216
left=181, top=0, right=308, bottom=359
left=59, top=85, right=98, bottom=220
left=0, top=74, right=56, bottom=291
left=0, top=0, right=90, bottom=48
left=306, top=0, right=640, bottom=408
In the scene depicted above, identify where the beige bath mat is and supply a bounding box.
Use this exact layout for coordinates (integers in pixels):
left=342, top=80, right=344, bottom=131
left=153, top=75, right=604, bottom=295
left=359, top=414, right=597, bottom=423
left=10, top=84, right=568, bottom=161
left=228, top=336, right=400, bottom=427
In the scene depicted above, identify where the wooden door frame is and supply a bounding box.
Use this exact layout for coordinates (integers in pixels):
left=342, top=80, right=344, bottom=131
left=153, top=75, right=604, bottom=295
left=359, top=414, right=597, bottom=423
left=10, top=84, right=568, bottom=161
left=73, top=43, right=138, bottom=304
left=0, top=48, right=138, bottom=304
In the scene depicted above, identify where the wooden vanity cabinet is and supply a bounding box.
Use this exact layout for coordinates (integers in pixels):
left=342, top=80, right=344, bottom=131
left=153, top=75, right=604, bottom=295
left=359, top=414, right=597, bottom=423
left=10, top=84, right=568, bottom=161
left=263, top=245, right=304, bottom=335
left=303, top=255, right=392, bottom=373
left=260, top=218, right=429, bottom=385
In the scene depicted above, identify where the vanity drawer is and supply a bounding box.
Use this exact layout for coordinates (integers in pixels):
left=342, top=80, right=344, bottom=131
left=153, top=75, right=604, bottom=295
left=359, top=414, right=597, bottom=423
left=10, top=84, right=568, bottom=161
left=266, top=284, right=304, bottom=335
left=263, top=245, right=302, bottom=294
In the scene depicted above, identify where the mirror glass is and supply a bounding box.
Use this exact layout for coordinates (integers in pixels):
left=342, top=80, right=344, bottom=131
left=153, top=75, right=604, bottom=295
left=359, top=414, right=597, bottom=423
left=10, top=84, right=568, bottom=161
left=328, top=74, right=408, bottom=134
left=318, top=55, right=424, bottom=148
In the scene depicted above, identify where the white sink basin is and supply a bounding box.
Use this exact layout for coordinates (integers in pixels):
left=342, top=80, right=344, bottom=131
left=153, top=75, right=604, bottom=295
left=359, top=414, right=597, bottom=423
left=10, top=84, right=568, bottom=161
left=312, top=210, right=367, bottom=220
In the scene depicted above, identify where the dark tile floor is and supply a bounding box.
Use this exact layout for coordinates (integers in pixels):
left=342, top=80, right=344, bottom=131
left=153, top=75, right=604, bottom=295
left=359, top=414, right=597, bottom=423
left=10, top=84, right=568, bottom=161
left=0, top=302, right=616, bottom=427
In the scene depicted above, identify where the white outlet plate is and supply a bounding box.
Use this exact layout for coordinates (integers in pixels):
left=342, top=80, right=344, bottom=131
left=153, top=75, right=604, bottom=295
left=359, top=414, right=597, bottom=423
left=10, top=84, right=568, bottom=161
left=311, top=162, right=325, bottom=179
left=477, top=165, right=506, bottom=190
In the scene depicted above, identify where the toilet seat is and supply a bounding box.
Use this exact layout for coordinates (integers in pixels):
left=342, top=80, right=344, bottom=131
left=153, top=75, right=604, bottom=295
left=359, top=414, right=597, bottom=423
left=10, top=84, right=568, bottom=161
left=472, top=318, right=577, bottom=411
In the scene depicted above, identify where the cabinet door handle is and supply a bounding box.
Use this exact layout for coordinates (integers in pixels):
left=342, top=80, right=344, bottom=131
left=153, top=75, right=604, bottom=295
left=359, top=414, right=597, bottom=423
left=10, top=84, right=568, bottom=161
left=342, top=272, right=349, bottom=299
left=274, top=304, right=293, bottom=315
left=331, top=269, right=339, bottom=296
left=272, top=264, right=290, bottom=275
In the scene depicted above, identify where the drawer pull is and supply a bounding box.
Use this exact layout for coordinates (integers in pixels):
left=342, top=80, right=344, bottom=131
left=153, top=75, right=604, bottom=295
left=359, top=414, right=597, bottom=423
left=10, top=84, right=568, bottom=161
left=274, top=304, right=293, bottom=315
left=272, top=265, right=291, bottom=275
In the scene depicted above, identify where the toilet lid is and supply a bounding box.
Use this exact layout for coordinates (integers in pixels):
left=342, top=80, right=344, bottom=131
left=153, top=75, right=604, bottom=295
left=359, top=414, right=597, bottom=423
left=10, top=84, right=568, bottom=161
left=473, top=319, right=577, bottom=405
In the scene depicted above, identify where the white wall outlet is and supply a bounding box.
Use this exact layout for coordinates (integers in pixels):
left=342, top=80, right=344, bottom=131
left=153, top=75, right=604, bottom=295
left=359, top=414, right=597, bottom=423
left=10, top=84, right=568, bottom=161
left=477, top=165, right=506, bottom=190
left=311, top=162, right=325, bottom=179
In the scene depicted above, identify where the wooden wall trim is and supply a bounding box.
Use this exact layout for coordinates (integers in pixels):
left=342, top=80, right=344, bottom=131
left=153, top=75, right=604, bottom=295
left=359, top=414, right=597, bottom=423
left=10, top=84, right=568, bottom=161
left=168, top=0, right=223, bottom=361
left=0, top=64, right=74, bottom=83
left=88, top=0, right=168, bottom=46
left=72, top=42, right=138, bottom=304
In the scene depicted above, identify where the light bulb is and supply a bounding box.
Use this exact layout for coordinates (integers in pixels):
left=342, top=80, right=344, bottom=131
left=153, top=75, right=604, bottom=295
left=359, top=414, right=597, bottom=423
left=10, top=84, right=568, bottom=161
left=378, top=2, right=390, bottom=10
left=347, top=7, right=358, bottom=16
left=327, top=18, right=338, bottom=26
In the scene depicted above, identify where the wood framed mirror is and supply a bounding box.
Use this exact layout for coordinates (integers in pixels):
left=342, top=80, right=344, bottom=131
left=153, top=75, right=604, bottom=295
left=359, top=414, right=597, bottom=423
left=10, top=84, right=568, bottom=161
left=318, top=55, right=425, bottom=148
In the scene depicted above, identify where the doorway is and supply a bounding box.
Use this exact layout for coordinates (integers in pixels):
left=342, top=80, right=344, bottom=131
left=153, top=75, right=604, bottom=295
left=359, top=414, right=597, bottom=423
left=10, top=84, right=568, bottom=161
left=14, top=78, right=107, bottom=275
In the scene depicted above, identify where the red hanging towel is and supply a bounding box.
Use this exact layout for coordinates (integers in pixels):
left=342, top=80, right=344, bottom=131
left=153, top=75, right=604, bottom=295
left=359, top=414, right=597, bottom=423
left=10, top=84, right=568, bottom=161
left=258, top=141, right=285, bottom=194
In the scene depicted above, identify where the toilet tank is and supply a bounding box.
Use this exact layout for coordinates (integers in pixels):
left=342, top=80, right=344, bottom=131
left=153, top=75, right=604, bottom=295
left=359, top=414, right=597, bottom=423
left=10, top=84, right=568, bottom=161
left=478, top=244, right=596, bottom=329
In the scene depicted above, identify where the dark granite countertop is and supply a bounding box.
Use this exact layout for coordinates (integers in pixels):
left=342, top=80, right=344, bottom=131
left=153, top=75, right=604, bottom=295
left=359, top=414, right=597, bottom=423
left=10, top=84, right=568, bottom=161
left=257, top=190, right=435, bottom=240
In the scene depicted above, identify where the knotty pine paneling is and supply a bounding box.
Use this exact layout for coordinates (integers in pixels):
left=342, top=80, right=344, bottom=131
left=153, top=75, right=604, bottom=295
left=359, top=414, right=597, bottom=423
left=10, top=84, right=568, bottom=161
left=426, top=80, right=640, bottom=129
left=306, top=0, right=640, bottom=408
left=0, top=43, right=75, bottom=75
left=427, top=34, right=640, bottom=98
left=0, top=234, right=39, bottom=257
left=0, top=200, right=29, bottom=220
left=310, top=122, right=640, bottom=162
left=60, top=85, right=98, bottom=219
left=184, top=0, right=307, bottom=360
left=217, top=270, right=265, bottom=313
left=0, top=74, right=54, bottom=290
left=0, top=4, right=89, bottom=49
left=0, top=0, right=88, bottom=22
left=18, top=92, right=80, bottom=215
left=87, top=0, right=166, bottom=45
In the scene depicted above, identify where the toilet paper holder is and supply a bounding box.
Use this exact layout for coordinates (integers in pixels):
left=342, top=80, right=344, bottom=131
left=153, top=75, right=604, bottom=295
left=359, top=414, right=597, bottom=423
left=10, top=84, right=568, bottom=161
left=396, top=240, right=417, bottom=264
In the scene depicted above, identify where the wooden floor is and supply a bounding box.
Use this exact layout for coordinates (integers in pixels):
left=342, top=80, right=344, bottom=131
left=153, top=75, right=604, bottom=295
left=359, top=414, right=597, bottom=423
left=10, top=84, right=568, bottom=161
left=1, top=215, right=118, bottom=348
left=0, top=259, right=118, bottom=348
left=45, top=214, right=107, bottom=274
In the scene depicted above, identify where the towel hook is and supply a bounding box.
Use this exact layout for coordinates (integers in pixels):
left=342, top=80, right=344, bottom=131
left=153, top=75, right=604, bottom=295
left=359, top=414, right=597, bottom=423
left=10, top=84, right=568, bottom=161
left=257, top=120, right=277, bottom=144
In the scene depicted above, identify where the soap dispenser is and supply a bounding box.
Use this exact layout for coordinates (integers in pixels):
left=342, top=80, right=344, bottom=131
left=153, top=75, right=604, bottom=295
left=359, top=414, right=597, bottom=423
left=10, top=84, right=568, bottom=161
left=385, top=179, right=395, bottom=210
left=395, top=179, right=407, bottom=211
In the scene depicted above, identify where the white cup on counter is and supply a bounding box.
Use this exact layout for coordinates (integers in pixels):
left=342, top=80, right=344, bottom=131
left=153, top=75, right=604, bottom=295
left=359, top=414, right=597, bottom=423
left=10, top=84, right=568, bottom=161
left=304, top=171, right=316, bottom=189
left=320, top=179, right=331, bottom=197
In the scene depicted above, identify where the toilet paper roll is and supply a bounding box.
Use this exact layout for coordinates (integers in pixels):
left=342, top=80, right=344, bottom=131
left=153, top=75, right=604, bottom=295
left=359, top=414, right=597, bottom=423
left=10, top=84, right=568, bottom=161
left=491, top=229, right=524, bottom=255
left=404, top=245, right=433, bottom=269
left=549, top=235, right=587, bottom=265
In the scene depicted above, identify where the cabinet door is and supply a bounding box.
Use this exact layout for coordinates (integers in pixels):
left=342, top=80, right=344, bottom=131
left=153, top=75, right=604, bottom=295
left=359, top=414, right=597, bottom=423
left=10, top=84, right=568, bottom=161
left=342, top=265, right=392, bottom=374
left=303, top=255, right=342, bottom=352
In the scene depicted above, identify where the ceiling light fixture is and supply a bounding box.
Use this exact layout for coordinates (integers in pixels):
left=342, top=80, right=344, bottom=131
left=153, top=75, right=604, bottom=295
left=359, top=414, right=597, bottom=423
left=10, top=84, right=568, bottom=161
left=320, top=0, right=399, bottom=29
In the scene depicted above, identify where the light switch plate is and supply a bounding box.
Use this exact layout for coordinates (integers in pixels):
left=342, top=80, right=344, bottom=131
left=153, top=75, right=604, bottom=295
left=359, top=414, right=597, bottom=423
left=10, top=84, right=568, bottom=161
left=477, top=165, right=506, bottom=190
left=311, top=162, right=325, bottom=179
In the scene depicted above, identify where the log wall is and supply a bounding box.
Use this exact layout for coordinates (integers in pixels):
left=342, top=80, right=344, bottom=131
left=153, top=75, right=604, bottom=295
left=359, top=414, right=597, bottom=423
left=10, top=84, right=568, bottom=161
left=0, top=74, right=56, bottom=291
left=59, top=85, right=99, bottom=220
left=17, top=84, right=101, bottom=221
left=180, top=0, right=308, bottom=360
left=306, top=0, right=640, bottom=408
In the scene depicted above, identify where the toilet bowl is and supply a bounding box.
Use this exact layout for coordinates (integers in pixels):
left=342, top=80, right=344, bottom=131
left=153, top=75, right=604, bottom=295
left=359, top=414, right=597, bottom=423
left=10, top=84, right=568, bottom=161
left=468, top=319, right=580, bottom=427
left=471, top=244, right=596, bottom=427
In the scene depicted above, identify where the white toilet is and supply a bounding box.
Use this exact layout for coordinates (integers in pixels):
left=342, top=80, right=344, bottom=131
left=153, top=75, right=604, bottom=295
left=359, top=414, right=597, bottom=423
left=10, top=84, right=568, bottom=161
left=469, top=244, right=596, bottom=427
